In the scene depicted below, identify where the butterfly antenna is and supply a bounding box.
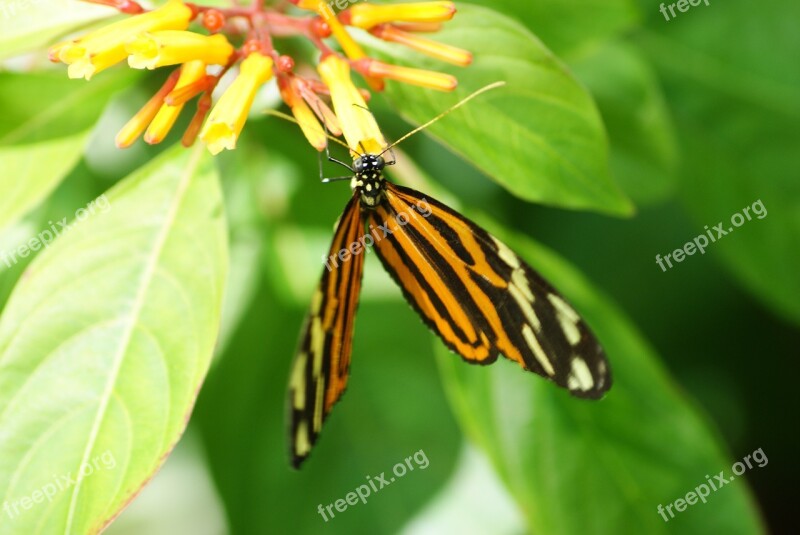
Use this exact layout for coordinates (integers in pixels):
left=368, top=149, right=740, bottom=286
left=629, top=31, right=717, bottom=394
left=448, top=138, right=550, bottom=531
left=379, top=81, right=505, bottom=156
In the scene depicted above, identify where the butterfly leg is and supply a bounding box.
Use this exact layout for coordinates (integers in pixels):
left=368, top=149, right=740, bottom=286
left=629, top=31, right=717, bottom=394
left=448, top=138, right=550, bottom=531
left=316, top=101, right=354, bottom=182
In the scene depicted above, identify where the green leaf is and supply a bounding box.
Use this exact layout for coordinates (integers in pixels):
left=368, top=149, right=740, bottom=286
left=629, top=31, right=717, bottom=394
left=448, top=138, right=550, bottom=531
left=366, top=4, right=633, bottom=216
left=194, top=282, right=460, bottom=535
left=467, top=0, right=640, bottom=56
left=0, top=136, right=85, bottom=234
left=0, top=70, right=134, bottom=233
left=0, top=1, right=115, bottom=59
left=0, top=71, right=134, bottom=144
left=638, top=0, right=800, bottom=323
left=435, top=217, right=764, bottom=534
left=569, top=41, right=678, bottom=206
left=0, top=146, right=227, bottom=534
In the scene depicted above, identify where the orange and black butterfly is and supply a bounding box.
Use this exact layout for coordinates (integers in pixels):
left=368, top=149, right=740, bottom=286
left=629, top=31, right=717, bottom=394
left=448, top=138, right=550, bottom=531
left=287, top=88, right=612, bottom=468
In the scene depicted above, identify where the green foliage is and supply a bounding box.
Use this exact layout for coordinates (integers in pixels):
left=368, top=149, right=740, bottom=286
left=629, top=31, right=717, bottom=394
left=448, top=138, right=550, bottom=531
left=0, top=2, right=114, bottom=59
left=0, top=71, right=134, bottom=233
left=568, top=41, right=678, bottom=205
left=436, top=216, right=762, bottom=534
left=637, top=0, right=800, bottom=323
left=0, top=0, right=795, bottom=533
left=0, top=147, right=227, bottom=533
left=469, top=0, right=640, bottom=56
left=368, top=5, right=633, bottom=216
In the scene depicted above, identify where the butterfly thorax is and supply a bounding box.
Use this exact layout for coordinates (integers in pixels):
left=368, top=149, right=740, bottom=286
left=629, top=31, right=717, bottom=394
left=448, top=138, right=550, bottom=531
left=351, top=154, right=386, bottom=209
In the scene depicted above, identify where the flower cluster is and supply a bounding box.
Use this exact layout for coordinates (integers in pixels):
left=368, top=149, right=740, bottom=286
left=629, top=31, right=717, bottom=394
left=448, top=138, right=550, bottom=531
left=49, top=0, right=471, bottom=155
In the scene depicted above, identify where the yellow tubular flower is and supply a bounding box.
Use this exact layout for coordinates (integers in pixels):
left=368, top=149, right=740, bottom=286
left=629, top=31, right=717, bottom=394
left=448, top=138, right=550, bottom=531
left=293, top=100, right=328, bottom=151
left=371, top=24, right=472, bottom=66
left=126, top=31, right=233, bottom=70
left=50, top=0, right=193, bottom=80
left=360, top=59, right=457, bottom=91
left=280, top=77, right=338, bottom=151
left=293, top=78, right=342, bottom=136
left=200, top=53, right=274, bottom=155
left=317, top=55, right=386, bottom=154
left=145, top=60, right=207, bottom=144
left=347, top=1, right=455, bottom=29
left=116, top=69, right=181, bottom=148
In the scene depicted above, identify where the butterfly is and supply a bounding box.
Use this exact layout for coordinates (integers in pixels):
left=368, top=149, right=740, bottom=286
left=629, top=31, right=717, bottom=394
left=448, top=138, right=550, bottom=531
left=287, top=86, right=612, bottom=468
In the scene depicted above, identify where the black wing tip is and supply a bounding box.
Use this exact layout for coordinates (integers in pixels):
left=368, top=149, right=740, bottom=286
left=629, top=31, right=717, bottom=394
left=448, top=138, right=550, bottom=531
left=568, top=382, right=612, bottom=400
left=290, top=451, right=308, bottom=470
left=287, top=420, right=315, bottom=470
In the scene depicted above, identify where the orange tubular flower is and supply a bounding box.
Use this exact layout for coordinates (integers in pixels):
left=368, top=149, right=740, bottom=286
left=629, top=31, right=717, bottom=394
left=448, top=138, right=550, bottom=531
left=298, top=0, right=384, bottom=91
left=145, top=60, right=207, bottom=144
left=355, top=58, right=456, bottom=91
left=391, top=21, right=443, bottom=33
left=317, top=55, right=385, bottom=154
left=116, top=69, right=181, bottom=148
left=280, top=78, right=328, bottom=151
left=346, top=1, right=455, bottom=29
left=126, top=31, right=233, bottom=70
left=292, top=78, right=342, bottom=137
left=370, top=24, right=471, bottom=66
left=200, top=52, right=274, bottom=155
left=50, top=0, right=192, bottom=80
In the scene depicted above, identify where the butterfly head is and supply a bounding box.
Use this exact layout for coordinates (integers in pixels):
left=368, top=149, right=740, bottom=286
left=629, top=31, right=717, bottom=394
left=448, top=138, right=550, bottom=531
left=352, top=154, right=386, bottom=208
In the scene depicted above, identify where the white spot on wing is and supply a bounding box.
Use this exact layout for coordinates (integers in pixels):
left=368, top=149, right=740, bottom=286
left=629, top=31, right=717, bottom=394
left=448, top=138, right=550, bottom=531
left=290, top=353, right=307, bottom=410
left=548, top=293, right=580, bottom=323
left=522, top=324, right=555, bottom=376
left=296, top=421, right=311, bottom=455
left=311, top=289, right=323, bottom=314
left=595, top=360, right=607, bottom=388
left=560, top=315, right=581, bottom=346
left=509, top=284, right=541, bottom=332
left=492, top=237, right=520, bottom=269
left=314, top=379, right=325, bottom=431
left=512, top=268, right=534, bottom=302
left=568, top=376, right=580, bottom=390
left=569, top=356, right=594, bottom=391
left=311, top=317, right=324, bottom=377
left=548, top=293, right=582, bottom=345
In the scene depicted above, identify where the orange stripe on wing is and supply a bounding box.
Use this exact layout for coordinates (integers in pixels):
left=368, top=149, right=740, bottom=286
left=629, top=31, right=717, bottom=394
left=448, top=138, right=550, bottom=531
left=382, top=185, right=527, bottom=367
left=371, top=205, right=493, bottom=362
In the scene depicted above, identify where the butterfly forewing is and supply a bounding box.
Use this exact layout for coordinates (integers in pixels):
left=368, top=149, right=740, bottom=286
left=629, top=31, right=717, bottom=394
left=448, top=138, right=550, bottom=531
left=369, top=183, right=610, bottom=399
left=288, top=196, right=365, bottom=468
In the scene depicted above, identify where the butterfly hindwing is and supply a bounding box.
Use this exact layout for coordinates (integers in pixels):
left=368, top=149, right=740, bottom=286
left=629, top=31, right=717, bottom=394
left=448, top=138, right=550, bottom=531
left=288, top=196, right=365, bottom=467
left=368, top=183, right=610, bottom=399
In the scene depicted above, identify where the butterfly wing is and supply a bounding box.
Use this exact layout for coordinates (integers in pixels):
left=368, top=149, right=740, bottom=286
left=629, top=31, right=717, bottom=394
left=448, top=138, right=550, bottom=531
left=367, top=182, right=610, bottom=399
left=288, top=195, right=365, bottom=468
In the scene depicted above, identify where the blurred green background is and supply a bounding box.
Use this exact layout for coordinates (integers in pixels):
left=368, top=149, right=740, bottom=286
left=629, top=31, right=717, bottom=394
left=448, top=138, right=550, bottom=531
left=0, top=0, right=797, bottom=534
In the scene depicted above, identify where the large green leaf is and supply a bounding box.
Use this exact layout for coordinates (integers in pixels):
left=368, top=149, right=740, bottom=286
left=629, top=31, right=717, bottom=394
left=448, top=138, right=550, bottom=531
left=467, top=0, right=639, bottom=56
left=0, top=146, right=227, bottom=534
left=0, top=71, right=133, bottom=233
left=194, top=275, right=460, bottom=535
left=365, top=4, right=633, bottom=216
left=569, top=41, right=678, bottom=206
left=0, top=1, right=115, bottom=59
left=435, top=217, right=764, bottom=534
left=638, top=0, right=800, bottom=323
